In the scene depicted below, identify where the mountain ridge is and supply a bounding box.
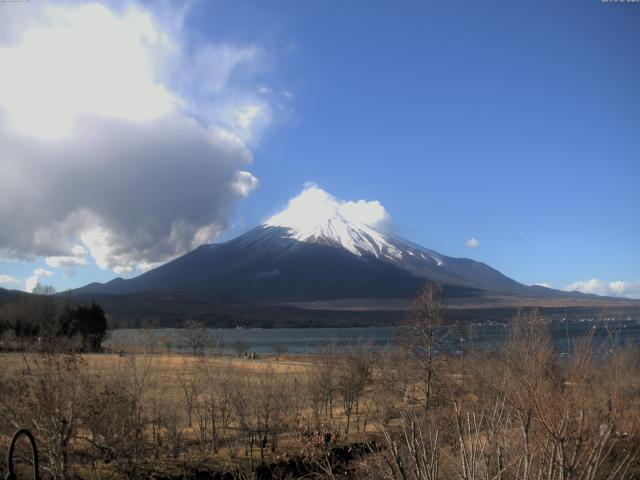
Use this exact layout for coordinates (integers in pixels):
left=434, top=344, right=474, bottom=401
left=73, top=223, right=601, bottom=303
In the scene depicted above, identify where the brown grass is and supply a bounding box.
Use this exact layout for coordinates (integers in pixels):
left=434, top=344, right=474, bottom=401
left=1, top=320, right=639, bottom=480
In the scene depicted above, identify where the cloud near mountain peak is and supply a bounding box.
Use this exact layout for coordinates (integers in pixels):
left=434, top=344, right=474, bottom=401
left=266, top=184, right=391, bottom=230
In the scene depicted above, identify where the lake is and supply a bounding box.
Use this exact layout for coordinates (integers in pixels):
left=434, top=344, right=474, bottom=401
left=105, top=318, right=640, bottom=355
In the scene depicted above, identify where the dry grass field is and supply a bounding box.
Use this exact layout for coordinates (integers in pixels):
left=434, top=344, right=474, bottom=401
left=1, top=295, right=639, bottom=479
left=0, top=348, right=382, bottom=479
left=0, top=351, right=317, bottom=377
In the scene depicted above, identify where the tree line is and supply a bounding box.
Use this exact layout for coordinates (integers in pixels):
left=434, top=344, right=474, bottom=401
left=0, top=290, right=108, bottom=352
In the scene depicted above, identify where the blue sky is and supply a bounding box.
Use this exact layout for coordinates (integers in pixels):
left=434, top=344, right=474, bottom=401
left=0, top=0, right=638, bottom=297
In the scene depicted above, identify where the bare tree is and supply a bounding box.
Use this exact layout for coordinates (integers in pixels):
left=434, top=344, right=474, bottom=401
left=22, top=353, right=85, bottom=479
left=377, top=408, right=441, bottom=480
left=80, top=374, right=146, bottom=477
left=253, top=368, right=291, bottom=464
left=181, top=319, right=207, bottom=355
left=336, top=344, right=372, bottom=434
left=232, top=338, right=250, bottom=357
left=196, top=358, right=228, bottom=452
left=305, top=367, right=327, bottom=429
left=230, top=366, right=293, bottom=467
left=217, top=361, right=234, bottom=433
left=98, top=348, right=156, bottom=476
left=230, top=370, right=256, bottom=467
left=403, top=282, right=444, bottom=412
left=210, top=329, right=224, bottom=356
left=179, top=360, right=201, bottom=427
left=273, top=341, right=288, bottom=357
left=317, top=344, right=337, bottom=419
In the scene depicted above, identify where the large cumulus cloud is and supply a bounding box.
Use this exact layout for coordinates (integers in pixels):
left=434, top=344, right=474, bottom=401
left=0, top=2, right=268, bottom=273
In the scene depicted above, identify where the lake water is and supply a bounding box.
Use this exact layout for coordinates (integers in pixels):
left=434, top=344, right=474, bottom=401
left=105, top=319, right=640, bottom=355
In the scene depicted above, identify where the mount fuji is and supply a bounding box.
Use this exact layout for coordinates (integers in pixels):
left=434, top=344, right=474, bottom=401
left=74, top=187, right=586, bottom=305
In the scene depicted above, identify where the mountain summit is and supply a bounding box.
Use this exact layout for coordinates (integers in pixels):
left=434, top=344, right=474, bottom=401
left=74, top=186, right=581, bottom=303
left=264, top=186, right=400, bottom=259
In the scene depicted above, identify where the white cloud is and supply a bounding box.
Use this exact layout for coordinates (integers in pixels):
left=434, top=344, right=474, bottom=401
left=213, top=101, right=271, bottom=144
left=339, top=198, right=388, bottom=226
left=0, top=274, right=20, bottom=286
left=189, top=44, right=260, bottom=96
left=465, top=237, right=480, bottom=249
left=113, top=265, right=135, bottom=275
left=232, top=170, right=259, bottom=197
left=0, top=2, right=269, bottom=274
left=25, top=268, right=53, bottom=292
left=266, top=184, right=390, bottom=231
left=137, top=261, right=163, bottom=273
left=565, top=278, right=640, bottom=299
left=235, top=105, right=262, bottom=130
left=45, top=244, right=88, bottom=268
left=80, top=226, right=112, bottom=270
left=532, top=282, right=553, bottom=289
left=0, top=3, right=176, bottom=140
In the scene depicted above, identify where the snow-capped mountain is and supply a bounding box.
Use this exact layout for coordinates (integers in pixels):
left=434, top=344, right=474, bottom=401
left=74, top=188, right=562, bottom=302
left=264, top=186, right=403, bottom=259
left=69, top=187, right=638, bottom=326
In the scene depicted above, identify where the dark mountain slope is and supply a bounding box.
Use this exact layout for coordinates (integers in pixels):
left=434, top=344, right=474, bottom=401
left=73, top=225, right=585, bottom=303
left=74, top=227, right=481, bottom=301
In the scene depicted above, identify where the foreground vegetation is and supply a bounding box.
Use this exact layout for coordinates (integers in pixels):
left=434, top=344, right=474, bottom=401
left=0, top=285, right=638, bottom=479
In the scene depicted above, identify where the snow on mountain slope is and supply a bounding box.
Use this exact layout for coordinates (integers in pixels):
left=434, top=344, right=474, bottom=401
left=257, top=186, right=535, bottom=293
left=263, top=185, right=450, bottom=272
left=265, top=185, right=404, bottom=259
